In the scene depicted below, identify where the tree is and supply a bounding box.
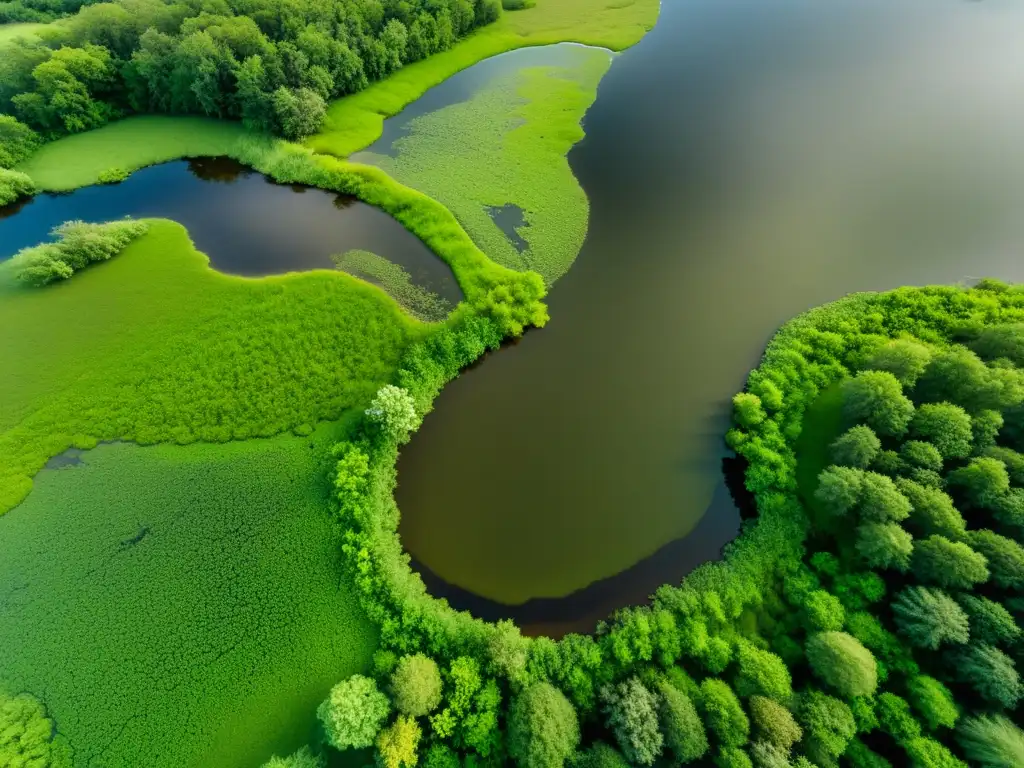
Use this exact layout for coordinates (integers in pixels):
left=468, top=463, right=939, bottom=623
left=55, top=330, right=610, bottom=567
left=380, top=19, right=408, bottom=73
left=905, top=676, right=957, bottom=732
left=968, top=529, right=1024, bottom=589
left=859, top=473, right=911, bottom=523
left=844, top=738, right=893, bottom=768
left=656, top=680, right=707, bottom=764
left=972, top=410, right=1004, bottom=453
left=815, top=466, right=864, bottom=517
left=947, top=458, right=1010, bottom=509
left=891, top=586, right=969, bottom=650
left=390, top=654, right=442, bottom=716
left=956, top=593, right=1020, bottom=646
left=234, top=54, right=274, bottom=131
left=985, top=445, right=1024, bottom=485
left=877, top=693, right=921, bottom=743
left=0, top=167, right=35, bottom=207
left=0, top=114, right=40, bottom=167
left=805, top=631, right=878, bottom=698
left=572, top=743, right=629, bottom=768
left=903, top=737, right=967, bottom=768
left=798, top=690, right=856, bottom=767
left=801, top=589, right=846, bottom=632
left=0, top=692, right=71, bottom=768
left=508, top=682, right=579, bottom=768
left=864, top=339, right=933, bottom=387
left=317, top=675, right=391, bottom=750
left=856, top=522, right=913, bottom=571
left=946, top=644, right=1022, bottom=708
left=600, top=678, right=663, bottom=766
left=734, top=393, right=766, bottom=428
left=748, top=696, right=802, bottom=751
left=893, top=479, right=966, bottom=539
left=376, top=715, right=421, bottom=768
left=488, top=619, right=529, bottom=687
left=699, top=679, right=749, bottom=749
left=957, top=715, right=1024, bottom=767
left=734, top=640, right=792, bottom=701
left=969, top=323, right=1024, bottom=366
left=911, top=536, right=989, bottom=590
left=842, top=371, right=915, bottom=437
left=749, top=740, right=792, bottom=768
left=272, top=85, right=326, bottom=139
left=910, top=403, right=973, bottom=460
left=830, top=426, right=881, bottom=469
left=262, top=746, right=324, bottom=768
left=714, top=747, right=753, bottom=768
left=900, top=441, right=943, bottom=473
left=366, top=384, right=420, bottom=442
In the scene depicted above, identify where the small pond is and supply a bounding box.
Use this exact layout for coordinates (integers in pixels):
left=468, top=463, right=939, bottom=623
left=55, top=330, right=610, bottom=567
left=396, top=0, right=1024, bottom=634
left=0, top=157, right=463, bottom=304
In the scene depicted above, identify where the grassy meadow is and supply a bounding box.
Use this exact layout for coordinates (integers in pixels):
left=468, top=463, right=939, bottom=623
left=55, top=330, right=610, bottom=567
left=0, top=423, right=378, bottom=768
left=0, top=218, right=425, bottom=513
left=360, top=46, right=611, bottom=283
left=308, top=0, right=659, bottom=157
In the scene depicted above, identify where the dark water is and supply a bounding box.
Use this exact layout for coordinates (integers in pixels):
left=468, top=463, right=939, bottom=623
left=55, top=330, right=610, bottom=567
left=397, top=0, right=1024, bottom=633
left=0, top=158, right=462, bottom=303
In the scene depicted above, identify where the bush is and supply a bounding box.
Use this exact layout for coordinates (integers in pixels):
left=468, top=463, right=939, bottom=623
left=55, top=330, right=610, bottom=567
left=805, top=632, right=878, bottom=698
left=571, top=743, right=629, bottom=768
left=893, top=480, right=965, bottom=539
left=508, top=683, right=580, bottom=768
left=97, top=166, right=129, bottom=184
left=902, top=737, right=967, bottom=768
left=391, top=654, right=442, bottom=716
left=856, top=522, right=913, bottom=571
left=365, top=385, right=420, bottom=442
left=899, top=441, right=943, bottom=473
left=317, top=675, right=391, bottom=750
left=876, top=693, right=921, bottom=743
left=0, top=167, right=35, bottom=206
left=815, top=466, right=864, bottom=517
left=801, top=590, right=846, bottom=632
left=947, top=458, right=1010, bottom=509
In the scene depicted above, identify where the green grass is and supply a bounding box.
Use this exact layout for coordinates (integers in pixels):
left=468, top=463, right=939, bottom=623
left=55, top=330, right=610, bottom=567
left=0, top=218, right=425, bottom=513
left=332, top=249, right=452, bottom=322
left=308, top=0, right=659, bottom=158
left=16, top=116, right=249, bottom=191
left=794, top=382, right=847, bottom=523
left=0, top=21, right=49, bottom=48
left=0, top=422, right=378, bottom=768
left=359, top=46, right=611, bottom=283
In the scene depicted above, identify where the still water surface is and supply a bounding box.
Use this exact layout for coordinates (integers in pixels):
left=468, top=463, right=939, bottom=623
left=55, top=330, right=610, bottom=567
left=0, top=157, right=462, bottom=302
left=397, top=0, right=1024, bottom=632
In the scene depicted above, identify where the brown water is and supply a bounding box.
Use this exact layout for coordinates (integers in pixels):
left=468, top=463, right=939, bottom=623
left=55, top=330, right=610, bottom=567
left=396, top=0, right=1024, bottom=631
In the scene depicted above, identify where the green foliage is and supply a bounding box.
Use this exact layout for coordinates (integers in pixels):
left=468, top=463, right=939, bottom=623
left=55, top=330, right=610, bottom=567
left=798, top=690, right=856, bottom=767
left=902, top=737, right=967, bottom=768
left=508, top=683, right=580, bottom=768
left=715, top=746, right=754, bottom=768
left=262, top=746, right=325, bottom=768
left=273, top=86, right=327, bottom=139
left=911, top=536, right=989, bottom=590
left=947, top=457, right=1010, bottom=508
left=863, top=339, right=933, bottom=386
left=0, top=165, right=34, bottom=205
left=802, top=590, right=846, bottom=632
left=946, top=644, right=1022, bottom=708
left=956, top=715, right=1024, bottom=767
left=905, top=677, right=957, bottom=732
left=805, top=632, right=878, bottom=698
left=571, top=742, right=629, bottom=768
left=891, top=586, right=969, bottom=650
left=700, top=679, right=750, bottom=749
left=842, top=370, right=914, bottom=437
left=376, top=715, right=421, bottom=768
left=968, top=529, right=1024, bottom=589
left=735, top=393, right=768, bottom=429
left=910, top=404, right=973, bottom=460
left=815, top=466, right=864, bottom=517
left=0, top=113, right=41, bottom=167
left=96, top=165, right=127, bottom=183
left=971, top=409, right=1003, bottom=453
left=899, top=441, right=943, bottom=473
left=4, top=218, right=148, bottom=286
left=332, top=249, right=452, bottom=322
left=876, top=693, right=921, bottom=743
left=0, top=692, right=71, bottom=768
left=893, top=480, right=965, bottom=539
left=830, top=425, right=881, bottom=469
left=956, top=593, right=1020, bottom=646
left=391, top=654, right=442, bottom=716
left=365, top=384, right=420, bottom=442
left=317, top=675, right=391, bottom=750
left=748, top=696, right=802, bottom=751
left=859, top=473, right=912, bottom=523
left=845, top=738, right=892, bottom=768
left=600, top=678, right=663, bottom=766
left=855, top=522, right=913, bottom=572
left=656, top=681, right=707, bottom=764
left=733, top=640, right=792, bottom=702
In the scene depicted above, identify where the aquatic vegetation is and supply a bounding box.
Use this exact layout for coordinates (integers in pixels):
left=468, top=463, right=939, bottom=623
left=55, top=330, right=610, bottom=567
left=361, top=47, right=611, bottom=282
left=3, top=218, right=148, bottom=285
left=0, top=428, right=377, bottom=768
left=333, top=249, right=452, bottom=322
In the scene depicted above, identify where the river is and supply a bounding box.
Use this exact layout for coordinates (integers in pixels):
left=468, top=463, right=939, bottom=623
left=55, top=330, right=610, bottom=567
left=395, top=0, right=1024, bottom=634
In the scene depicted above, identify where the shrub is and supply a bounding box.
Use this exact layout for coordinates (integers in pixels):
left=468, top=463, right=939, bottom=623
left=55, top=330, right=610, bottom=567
left=714, top=746, right=753, bottom=768
left=657, top=681, right=707, bottom=764
left=317, top=675, right=391, bottom=750
left=830, top=426, right=880, bottom=469
left=910, top=404, right=973, bottom=460
left=905, top=676, right=957, bottom=732
left=971, top=409, right=1003, bottom=453
left=859, top=473, right=912, bottom=523
left=845, top=738, right=892, bottom=768
left=903, top=737, right=967, bottom=768
left=956, top=715, right=1024, bottom=767
left=0, top=692, right=71, bottom=768
left=0, top=167, right=35, bottom=206
left=748, top=696, right=801, bottom=751
left=734, top=393, right=767, bottom=428
left=571, top=743, right=629, bottom=768
left=502, top=0, right=536, bottom=9
left=805, top=631, right=878, bottom=698
left=508, top=683, right=580, bottom=768
left=891, top=587, right=969, bottom=650
left=911, top=536, right=989, bottom=590
left=97, top=166, right=129, bottom=184
left=391, top=654, right=442, bottom=716
left=5, top=219, right=149, bottom=286
left=600, top=678, right=662, bottom=766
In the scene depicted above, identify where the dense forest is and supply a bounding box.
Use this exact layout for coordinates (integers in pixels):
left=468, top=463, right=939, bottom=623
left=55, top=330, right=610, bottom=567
left=0, top=0, right=500, bottom=155
left=291, top=282, right=1024, bottom=768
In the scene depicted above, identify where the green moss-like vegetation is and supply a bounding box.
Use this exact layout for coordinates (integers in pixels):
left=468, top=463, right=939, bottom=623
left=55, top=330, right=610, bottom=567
left=333, top=249, right=452, bottom=323
left=360, top=46, right=610, bottom=282
left=309, top=0, right=659, bottom=158
left=0, top=218, right=424, bottom=513
left=0, top=424, right=377, bottom=768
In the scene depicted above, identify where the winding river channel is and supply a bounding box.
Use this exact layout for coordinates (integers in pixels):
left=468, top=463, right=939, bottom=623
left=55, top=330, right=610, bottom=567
left=396, top=0, right=1024, bottom=634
